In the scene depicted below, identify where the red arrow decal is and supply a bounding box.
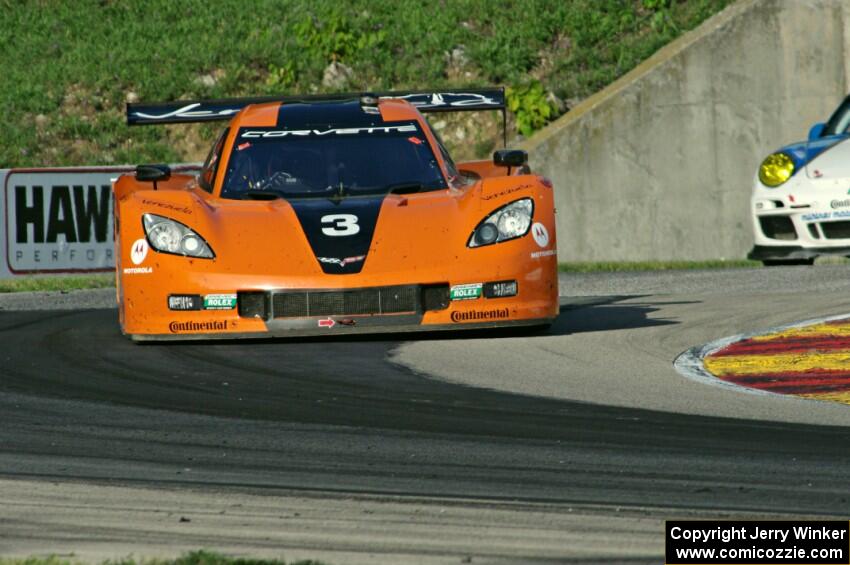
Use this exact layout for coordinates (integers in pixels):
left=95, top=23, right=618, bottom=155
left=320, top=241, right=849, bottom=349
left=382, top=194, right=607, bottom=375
left=318, top=318, right=335, bottom=328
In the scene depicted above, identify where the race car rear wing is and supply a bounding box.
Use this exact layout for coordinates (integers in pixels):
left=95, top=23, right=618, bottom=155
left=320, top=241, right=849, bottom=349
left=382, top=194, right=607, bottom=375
left=127, top=88, right=508, bottom=144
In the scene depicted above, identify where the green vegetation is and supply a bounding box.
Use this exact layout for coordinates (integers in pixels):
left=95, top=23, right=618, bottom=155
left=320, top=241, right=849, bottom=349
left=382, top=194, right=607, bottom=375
left=559, top=260, right=762, bottom=273
left=0, top=550, right=327, bottom=565
left=0, top=273, right=113, bottom=293
left=506, top=81, right=556, bottom=137
left=0, top=0, right=732, bottom=167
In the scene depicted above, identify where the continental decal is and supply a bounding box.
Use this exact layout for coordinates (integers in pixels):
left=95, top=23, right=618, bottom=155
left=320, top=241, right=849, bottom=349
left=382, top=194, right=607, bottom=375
left=169, top=320, right=229, bottom=333
left=450, top=308, right=509, bottom=323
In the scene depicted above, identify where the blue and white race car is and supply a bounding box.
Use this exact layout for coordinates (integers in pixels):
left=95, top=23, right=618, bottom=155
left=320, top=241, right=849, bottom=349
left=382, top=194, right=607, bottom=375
left=750, top=96, right=850, bottom=265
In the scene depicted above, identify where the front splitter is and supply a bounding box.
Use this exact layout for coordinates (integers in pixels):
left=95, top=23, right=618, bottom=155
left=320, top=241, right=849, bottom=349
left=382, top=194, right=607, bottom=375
left=748, top=244, right=850, bottom=261
left=130, top=317, right=555, bottom=342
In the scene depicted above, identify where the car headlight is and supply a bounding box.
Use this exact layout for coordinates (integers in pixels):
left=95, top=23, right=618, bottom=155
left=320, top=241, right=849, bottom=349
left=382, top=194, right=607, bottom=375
left=758, top=153, right=795, bottom=187
left=142, top=213, right=215, bottom=259
left=468, top=198, right=534, bottom=247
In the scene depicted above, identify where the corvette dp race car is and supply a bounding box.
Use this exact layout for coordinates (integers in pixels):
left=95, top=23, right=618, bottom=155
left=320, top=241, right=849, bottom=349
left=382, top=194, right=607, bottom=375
left=114, top=88, right=558, bottom=340
left=750, top=94, right=850, bottom=265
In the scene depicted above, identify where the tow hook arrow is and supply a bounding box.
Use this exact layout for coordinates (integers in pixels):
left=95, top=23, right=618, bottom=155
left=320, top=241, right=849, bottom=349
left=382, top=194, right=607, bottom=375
left=318, top=318, right=335, bottom=328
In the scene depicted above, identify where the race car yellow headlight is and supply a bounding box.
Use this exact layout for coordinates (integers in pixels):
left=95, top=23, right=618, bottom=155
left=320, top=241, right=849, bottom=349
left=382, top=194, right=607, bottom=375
left=758, top=153, right=795, bottom=187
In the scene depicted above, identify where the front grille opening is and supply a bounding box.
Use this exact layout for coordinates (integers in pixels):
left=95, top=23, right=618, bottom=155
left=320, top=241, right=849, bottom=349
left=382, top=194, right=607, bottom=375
left=422, top=284, right=450, bottom=311
left=807, top=223, right=821, bottom=239
left=759, top=216, right=797, bottom=240
left=820, top=221, right=850, bottom=240
left=275, top=293, right=308, bottom=317
left=238, top=292, right=268, bottom=319
left=271, top=285, right=419, bottom=319
left=381, top=286, right=418, bottom=313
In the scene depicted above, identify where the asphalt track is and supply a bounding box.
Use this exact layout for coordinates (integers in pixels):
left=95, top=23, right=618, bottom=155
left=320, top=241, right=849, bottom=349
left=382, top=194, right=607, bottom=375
left=5, top=268, right=850, bottom=563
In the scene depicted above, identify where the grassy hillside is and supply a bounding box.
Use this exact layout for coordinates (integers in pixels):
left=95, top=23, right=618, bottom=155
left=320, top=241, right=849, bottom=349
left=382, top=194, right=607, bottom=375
left=1, top=0, right=732, bottom=167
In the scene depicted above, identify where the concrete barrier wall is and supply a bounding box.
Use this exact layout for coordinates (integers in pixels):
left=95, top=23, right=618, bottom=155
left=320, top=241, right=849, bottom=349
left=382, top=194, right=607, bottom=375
left=523, top=0, right=850, bottom=261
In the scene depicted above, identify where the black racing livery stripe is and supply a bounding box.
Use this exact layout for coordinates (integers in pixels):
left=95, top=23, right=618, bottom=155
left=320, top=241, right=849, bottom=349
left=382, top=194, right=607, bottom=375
left=276, top=100, right=381, bottom=128
left=289, top=196, right=385, bottom=274
left=270, top=101, right=397, bottom=274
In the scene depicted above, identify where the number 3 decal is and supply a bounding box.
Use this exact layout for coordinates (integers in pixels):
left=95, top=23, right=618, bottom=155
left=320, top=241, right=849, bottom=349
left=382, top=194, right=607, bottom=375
left=321, top=214, right=360, bottom=236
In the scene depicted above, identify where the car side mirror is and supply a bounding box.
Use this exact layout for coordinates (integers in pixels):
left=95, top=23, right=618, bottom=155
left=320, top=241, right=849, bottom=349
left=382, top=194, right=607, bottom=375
left=493, top=149, right=528, bottom=168
left=135, top=164, right=172, bottom=190
left=808, top=123, right=825, bottom=141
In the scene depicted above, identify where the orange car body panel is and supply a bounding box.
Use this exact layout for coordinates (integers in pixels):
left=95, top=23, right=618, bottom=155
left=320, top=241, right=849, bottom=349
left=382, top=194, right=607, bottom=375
left=114, top=99, right=558, bottom=340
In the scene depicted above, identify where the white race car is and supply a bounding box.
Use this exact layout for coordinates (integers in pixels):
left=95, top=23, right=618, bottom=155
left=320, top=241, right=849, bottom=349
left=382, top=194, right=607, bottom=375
left=750, top=96, right=850, bottom=265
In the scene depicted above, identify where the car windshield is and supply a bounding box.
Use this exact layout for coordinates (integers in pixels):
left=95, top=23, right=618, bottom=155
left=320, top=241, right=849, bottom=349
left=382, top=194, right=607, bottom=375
left=220, top=122, right=447, bottom=199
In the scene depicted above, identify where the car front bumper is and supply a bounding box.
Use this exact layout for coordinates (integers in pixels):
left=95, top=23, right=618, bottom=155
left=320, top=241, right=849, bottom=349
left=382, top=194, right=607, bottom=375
left=751, top=173, right=850, bottom=256
left=120, top=256, right=559, bottom=340
left=747, top=244, right=850, bottom=261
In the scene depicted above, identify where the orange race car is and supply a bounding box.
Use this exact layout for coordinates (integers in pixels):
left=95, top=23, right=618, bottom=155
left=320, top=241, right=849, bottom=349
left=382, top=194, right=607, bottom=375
left=114, top=88, right=558, bottom=340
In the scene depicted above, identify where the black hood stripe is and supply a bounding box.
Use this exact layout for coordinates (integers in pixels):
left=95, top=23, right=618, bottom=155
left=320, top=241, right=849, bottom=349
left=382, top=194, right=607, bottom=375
left=289, top=196, right=385, bottom=274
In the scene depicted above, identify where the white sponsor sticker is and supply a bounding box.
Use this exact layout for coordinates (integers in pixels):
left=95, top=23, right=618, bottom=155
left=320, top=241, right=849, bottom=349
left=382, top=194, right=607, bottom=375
left=130, top=238, right=148, bottom=265
left=123, top=266, right=152, bottom=274
left=530, top=249, right=557, bottom=259
left=531, top=222, right=549, bottom=248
